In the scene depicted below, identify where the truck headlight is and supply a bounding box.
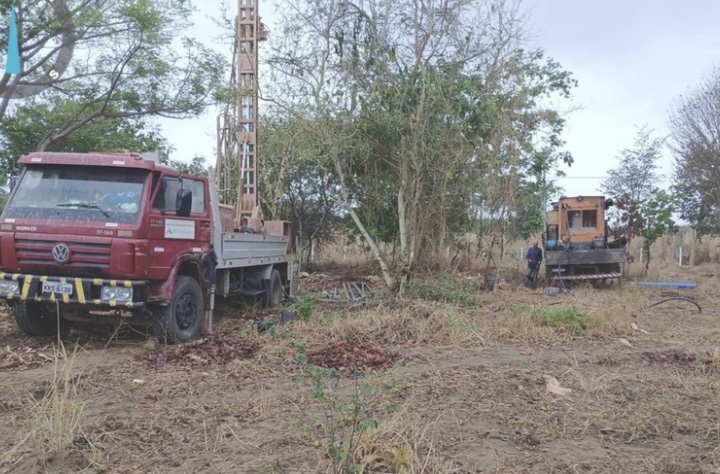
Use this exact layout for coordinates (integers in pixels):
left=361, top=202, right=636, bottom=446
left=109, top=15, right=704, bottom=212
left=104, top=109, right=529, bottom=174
left=0, top=280, right=19, bottom=293
left=101, top=286, right=133, bottom=302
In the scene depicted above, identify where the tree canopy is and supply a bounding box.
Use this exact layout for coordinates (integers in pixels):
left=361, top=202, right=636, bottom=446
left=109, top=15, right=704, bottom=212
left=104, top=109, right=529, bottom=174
left=602, top=126, right=678, bottom=271
left=258, top=0, right=576, bottom=292
left=0, top=0, right=712, bottom=279
left=669, top=66, right=720, bottom=236
left=0, top=0, right=227, bottom=174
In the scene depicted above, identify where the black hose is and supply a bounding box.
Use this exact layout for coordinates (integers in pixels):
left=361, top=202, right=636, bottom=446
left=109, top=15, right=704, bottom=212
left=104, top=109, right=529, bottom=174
left=647, top=296, right=701, bottom=313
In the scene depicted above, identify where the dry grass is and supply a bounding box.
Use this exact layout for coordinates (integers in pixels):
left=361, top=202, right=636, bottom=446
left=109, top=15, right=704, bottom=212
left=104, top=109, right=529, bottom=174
left=30, top=342, right=86, bottom=453
left=0, top=341, right=94, bottom=473
left=278, top=281, right=658, bottom=351
left=0, top=255, right=718, bottom=472
left=312, top=227, right=720, bottom=278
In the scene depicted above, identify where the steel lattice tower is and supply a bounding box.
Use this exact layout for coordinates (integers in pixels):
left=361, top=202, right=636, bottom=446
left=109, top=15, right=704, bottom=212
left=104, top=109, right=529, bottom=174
left=215, top=0, right=266, bottom=228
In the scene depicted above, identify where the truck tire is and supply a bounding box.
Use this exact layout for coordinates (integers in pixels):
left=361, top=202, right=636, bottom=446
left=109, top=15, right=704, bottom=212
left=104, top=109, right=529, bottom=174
left=152, top=276, right=204, bottom=344
left=265, top=269, right=283, bottom=308
left=13, top=301, right=60, bottom=337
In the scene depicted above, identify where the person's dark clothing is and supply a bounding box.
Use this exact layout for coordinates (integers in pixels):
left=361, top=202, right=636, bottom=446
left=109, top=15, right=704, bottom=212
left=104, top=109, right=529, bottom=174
left=527, top=246, right=542, bottom=266
left=527, top=246, right=542, bottom=283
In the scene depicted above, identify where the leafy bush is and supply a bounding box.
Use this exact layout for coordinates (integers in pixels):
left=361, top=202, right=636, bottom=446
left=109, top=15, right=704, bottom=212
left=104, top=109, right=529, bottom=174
left=406, top=274, right=478, bottom=306
left=533, top=306, right=588, bottom=335
left=295, top=293, right=315, bottom=321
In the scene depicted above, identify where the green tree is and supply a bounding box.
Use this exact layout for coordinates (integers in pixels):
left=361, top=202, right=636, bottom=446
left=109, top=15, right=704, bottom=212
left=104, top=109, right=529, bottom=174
left=637, top=188, right=679, bottom=273
left=669, top=66, right=720, bottom=236
left=168, top=155, right=209, bottom=176
left=0, top=0, right=226, bottom=170
left=266, top=0, right=576, bottom=294
left=259, top=116, right=343, bottom=267
left=601, top=125, right=665, bottom=247
left=0, top=96, right=168, bottom=172
left=601, top=126, right=678, bottom=271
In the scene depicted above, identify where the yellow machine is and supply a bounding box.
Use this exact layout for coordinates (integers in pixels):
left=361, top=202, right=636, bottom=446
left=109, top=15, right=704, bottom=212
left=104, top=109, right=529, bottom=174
left=544, top=195, right=627, bottom=285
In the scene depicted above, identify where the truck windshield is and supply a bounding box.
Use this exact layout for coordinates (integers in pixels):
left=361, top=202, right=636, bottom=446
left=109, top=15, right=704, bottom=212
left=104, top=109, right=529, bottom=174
left=4, top=165, right=148, bottom=224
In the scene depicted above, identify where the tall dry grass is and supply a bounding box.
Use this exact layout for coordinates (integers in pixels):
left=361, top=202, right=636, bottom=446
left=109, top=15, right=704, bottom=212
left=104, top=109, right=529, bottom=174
left=272, top=282, right=654, bottom=354
left=310, top=228, right=718, bottom=281
left=30, top=342, right=87, bottom=454
left=1, top=341, right=90, bottom=473
left=0, top=303, right=130, bottom=472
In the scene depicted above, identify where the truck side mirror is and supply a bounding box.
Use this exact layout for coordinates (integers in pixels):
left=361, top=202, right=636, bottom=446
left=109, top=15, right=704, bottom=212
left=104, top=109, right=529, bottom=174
left=176, top=188, right=192, bottom=217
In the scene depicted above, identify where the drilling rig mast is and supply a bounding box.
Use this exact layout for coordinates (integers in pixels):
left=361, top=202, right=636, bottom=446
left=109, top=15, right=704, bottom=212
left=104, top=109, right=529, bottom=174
left=215, top=0, right=266, bottom=230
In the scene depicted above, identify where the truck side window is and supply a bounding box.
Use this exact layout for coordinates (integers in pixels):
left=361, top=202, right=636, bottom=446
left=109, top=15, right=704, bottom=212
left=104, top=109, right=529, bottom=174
left=153, top=177, right=182, bottom=211
left=152, top=177, right=205, bottom=214
left=185, top=179, right=206, bottom=214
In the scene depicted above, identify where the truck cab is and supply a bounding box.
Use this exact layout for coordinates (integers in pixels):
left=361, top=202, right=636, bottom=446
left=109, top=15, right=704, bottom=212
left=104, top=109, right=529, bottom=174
left=0, top=152, right=216, bottom=342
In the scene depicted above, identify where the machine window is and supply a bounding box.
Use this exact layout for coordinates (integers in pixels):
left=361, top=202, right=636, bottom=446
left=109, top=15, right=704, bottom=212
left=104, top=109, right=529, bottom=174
left=582, top=210, right=597, bottom=229
left=568, top=211, right=581, bottom=229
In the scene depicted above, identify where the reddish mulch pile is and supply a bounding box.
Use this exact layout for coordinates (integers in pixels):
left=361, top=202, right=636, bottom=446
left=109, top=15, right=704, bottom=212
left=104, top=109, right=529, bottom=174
left=642, top=349, right=717, bottom=368
left=143, top=336, right=261, bottom=369
left=306, top=339, right=411, bottom=374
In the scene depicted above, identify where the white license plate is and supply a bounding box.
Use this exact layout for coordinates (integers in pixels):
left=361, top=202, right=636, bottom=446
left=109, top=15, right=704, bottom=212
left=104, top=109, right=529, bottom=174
left=42, top=282, right=73, bottom=295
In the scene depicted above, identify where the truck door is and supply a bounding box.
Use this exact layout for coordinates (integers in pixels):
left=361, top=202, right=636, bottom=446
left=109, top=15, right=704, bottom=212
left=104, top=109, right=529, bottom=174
left=148, top=176, right=211, bottom=271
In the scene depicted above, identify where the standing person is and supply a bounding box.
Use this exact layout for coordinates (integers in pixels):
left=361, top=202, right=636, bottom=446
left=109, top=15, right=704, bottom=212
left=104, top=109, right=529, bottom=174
left=527, top=242, right=543, bottom=286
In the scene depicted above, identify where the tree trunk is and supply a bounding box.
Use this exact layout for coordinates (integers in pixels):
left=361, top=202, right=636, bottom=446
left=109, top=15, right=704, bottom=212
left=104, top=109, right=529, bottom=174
left=333, top=156, right=395, bottom=291
left=689, top=229, right=696, bottom=266
left=397, top=157, right=411, bottom=296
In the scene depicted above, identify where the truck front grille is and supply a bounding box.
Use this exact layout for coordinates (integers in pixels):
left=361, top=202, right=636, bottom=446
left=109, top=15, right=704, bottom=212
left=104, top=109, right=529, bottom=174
left=15, top=238, right=111, bottom=270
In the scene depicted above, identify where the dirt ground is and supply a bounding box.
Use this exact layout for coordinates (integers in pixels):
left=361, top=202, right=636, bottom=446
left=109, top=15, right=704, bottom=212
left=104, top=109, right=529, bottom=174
left=0, top=263, right=719, bottom=474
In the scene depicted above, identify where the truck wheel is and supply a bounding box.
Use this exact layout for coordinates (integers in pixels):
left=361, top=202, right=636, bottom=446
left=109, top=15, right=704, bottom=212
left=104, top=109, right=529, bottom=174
left=13, top=302, right=61, bottom=337
left=265, top=269, right=283, bottom=308
left=152, top=276, right=204, bottom=344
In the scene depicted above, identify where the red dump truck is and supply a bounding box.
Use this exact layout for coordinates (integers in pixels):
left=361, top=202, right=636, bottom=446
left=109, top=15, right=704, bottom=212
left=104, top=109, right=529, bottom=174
left=0, top=151, right=298, bottom=343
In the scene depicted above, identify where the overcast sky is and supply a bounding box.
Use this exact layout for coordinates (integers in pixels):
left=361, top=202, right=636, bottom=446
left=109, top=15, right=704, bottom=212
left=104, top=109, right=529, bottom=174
left=157, top=0, right=720, bottom=199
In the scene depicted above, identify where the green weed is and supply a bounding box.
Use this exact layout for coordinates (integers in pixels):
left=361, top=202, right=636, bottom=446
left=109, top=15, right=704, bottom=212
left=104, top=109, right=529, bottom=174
left=291, top=341, right=381, bottom=473
left=407, top=274, right=478, bottom=306
left=533, top=306, right=588, bottom=335
left=295, top=293, right=315, bottom=321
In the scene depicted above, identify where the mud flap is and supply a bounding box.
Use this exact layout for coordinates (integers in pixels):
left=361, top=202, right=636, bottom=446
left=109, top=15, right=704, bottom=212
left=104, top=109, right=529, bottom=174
left=202, top=283, right=215, bottom=335
left=288, top=259, right=300, bottom=298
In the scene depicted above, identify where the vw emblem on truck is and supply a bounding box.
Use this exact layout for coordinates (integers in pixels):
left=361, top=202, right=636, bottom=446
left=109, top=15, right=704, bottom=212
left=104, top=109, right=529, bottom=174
left=52, top=244, right=71, bottom=264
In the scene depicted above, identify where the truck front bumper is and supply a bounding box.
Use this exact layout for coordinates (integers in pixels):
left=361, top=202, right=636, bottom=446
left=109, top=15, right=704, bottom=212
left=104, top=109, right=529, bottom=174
left=0, top=272, right=146, bottom=309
